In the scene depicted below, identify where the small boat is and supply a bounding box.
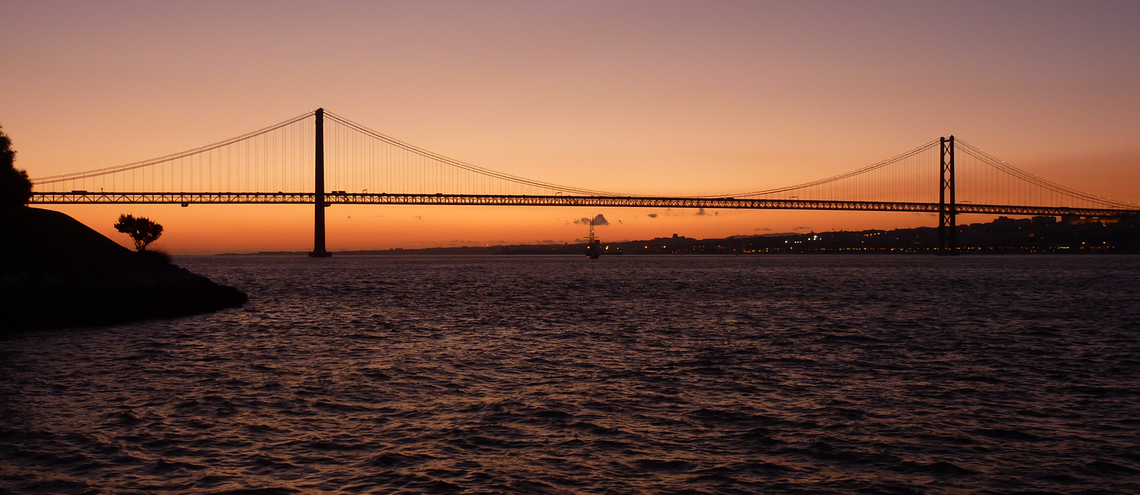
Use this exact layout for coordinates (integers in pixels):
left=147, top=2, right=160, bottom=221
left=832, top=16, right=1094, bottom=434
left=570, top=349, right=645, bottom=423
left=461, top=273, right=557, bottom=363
left=586, top=219, right=601, bottom=259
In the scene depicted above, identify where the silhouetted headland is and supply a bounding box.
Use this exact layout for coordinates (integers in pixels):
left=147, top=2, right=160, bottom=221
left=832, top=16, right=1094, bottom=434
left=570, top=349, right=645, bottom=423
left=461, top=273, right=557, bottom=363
left=0, top=206, right=247, bottom=332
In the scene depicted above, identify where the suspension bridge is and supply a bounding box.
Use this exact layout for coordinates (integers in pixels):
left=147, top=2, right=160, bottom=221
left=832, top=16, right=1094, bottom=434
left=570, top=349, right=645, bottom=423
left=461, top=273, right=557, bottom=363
left=30, top=109, right=1140, bottom=256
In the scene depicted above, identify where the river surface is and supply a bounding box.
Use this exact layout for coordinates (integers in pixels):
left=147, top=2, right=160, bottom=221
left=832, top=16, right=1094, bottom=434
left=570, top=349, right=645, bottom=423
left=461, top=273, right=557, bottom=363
left=1, top=255, right=1139, bottom=494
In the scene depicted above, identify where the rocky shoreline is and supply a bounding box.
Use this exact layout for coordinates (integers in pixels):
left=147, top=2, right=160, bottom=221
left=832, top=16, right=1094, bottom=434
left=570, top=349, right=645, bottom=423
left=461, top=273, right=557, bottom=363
left=1, top=207, right=247, bottom=333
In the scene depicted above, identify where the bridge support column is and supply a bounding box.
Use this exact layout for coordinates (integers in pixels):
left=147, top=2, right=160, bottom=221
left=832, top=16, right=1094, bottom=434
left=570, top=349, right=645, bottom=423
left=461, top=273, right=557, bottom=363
left=938, top=135, right=958, bottom=255
left=309, top=108, right=331, bottom=257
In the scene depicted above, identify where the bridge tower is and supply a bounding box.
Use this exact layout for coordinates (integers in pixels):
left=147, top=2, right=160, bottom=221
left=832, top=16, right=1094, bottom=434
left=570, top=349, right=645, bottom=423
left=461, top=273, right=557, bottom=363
left=939, top=135, right=957, bottom=255
left=309, top=108, right=332, bottom=257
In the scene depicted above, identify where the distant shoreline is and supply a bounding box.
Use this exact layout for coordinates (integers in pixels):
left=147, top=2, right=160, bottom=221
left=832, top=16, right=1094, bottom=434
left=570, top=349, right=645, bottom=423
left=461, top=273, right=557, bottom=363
left=214, top=250, right=1139, bottom=257
left=215, top=215, right=1140, bottom=256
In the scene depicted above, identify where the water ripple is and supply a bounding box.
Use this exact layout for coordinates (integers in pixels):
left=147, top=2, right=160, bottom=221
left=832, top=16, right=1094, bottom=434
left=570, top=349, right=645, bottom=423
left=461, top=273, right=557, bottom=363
left=2, top=255, right=1139, bottom=494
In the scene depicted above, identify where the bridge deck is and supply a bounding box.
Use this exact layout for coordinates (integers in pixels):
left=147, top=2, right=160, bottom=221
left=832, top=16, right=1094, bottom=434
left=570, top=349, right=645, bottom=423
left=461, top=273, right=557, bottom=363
left=30, top=192, right=1140, bottom=218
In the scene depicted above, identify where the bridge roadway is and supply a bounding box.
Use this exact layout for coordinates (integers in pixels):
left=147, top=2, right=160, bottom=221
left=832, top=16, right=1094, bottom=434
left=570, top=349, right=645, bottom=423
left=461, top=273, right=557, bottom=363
left=31, top=192, right=1140, bottom=219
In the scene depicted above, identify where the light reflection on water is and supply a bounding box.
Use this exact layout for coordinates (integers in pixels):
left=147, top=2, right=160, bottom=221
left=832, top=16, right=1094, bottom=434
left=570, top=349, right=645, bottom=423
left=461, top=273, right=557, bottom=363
left=2, top=255, right=1139, bottom=494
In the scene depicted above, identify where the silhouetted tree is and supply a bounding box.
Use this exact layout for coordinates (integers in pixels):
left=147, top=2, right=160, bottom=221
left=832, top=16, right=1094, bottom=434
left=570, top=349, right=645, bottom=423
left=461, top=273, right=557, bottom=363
left=0, top=125, right=33, bottom=205
left=114, top=214, right=164, bottom=252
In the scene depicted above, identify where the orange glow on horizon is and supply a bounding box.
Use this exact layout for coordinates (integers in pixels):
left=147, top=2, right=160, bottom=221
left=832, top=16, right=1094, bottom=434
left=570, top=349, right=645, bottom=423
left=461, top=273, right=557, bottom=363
left=47, top=203, right=996, bottom=255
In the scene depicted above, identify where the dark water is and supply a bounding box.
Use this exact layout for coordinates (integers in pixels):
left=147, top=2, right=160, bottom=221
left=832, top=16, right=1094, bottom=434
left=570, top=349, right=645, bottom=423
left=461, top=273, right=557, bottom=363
left=2, top=255, right=1139, bottom=494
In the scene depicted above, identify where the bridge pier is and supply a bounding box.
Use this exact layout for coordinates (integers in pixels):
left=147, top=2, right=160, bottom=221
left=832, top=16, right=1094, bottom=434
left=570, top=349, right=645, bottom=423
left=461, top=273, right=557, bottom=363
left=309, top=108, right=331, bottom=257
left=938, top=135, right=958, bottom=255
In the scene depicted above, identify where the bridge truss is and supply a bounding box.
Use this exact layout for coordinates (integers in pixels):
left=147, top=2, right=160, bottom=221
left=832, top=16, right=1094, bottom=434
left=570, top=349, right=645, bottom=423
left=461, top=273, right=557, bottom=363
left=32, top=192, right=1133, bottom=219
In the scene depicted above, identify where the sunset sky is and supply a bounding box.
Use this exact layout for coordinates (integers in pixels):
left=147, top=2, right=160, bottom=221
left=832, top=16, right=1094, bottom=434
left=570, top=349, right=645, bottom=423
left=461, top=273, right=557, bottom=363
left=3, top=1, right=1139, bottom=254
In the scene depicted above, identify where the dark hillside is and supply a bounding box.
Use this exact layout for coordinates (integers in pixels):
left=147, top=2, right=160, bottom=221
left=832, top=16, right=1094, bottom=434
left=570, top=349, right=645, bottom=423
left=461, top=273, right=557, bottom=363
left=1, top=206, right=135, bottom=266
left=0, top=207, right=247, bottom=332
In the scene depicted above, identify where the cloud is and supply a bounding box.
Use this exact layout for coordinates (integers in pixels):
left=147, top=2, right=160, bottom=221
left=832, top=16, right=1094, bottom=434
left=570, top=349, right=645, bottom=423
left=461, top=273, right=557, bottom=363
left=574, top=214, right=609, bottom=226
left=755, top=227, right=771, bottom=232
left=415, top=215, right=422, bottom=220
left=793, top=226, right=812, bottom=231
left=695, top=208, right=706, bottom=216
left=647, top=213, right=658, bottom=218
